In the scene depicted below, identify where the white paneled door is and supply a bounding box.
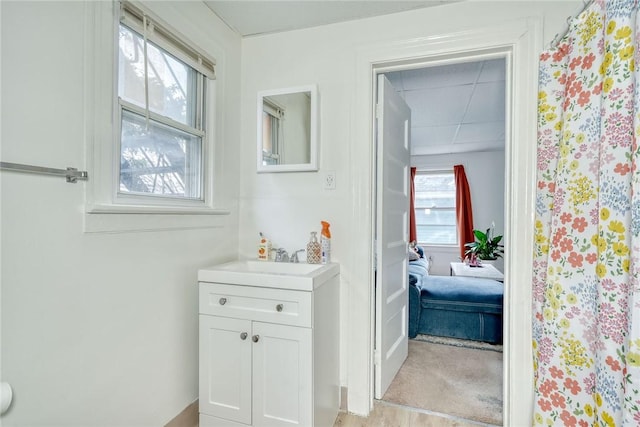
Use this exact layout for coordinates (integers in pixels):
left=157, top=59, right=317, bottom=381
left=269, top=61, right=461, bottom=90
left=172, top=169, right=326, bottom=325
left=374, top=74, right=411, bottom=399
left=199, top=316, right=253, bottom=424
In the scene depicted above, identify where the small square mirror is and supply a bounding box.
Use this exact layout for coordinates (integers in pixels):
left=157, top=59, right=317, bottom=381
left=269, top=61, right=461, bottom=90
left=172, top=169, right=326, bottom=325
left=257, top=85, right=318, bottom=173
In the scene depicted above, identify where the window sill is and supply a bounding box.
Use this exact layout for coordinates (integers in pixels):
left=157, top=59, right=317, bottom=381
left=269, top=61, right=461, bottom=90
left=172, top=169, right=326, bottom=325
left=87, top=203, right=230, bottom=215
left=84, top=204, right=231, bottom=233
left=420, top=244, right=459, bottom=251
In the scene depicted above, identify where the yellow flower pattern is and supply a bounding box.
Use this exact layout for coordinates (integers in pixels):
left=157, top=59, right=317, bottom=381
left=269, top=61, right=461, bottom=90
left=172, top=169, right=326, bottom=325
left=533, top=1, right=640, bottom=425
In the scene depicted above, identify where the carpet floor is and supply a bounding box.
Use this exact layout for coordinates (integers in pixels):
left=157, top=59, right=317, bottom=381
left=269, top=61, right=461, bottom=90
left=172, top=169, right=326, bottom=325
left=381, top=338, right=503, bottom=425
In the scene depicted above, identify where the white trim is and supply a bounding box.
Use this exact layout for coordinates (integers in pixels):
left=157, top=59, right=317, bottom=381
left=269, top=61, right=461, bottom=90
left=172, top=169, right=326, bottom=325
left=256, top=84, right=319, bottom=173
left=87, top=204, right=230, bottom=215
left=120, top=0, right=216, bottom=79
left=349, top=18, right=541, bottom=426
left=83, top=1, right=229, bottom=232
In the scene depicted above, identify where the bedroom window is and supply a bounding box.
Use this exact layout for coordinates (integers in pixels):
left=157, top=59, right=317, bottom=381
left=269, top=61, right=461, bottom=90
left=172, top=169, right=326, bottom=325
left=117, top=1, right=215, bottom=202
left=414, top=171, right=457, bottom=245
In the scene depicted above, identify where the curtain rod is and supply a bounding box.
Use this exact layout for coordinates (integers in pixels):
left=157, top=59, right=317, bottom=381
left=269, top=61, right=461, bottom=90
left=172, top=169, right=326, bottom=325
left=549, top=0, right=596, bottom=49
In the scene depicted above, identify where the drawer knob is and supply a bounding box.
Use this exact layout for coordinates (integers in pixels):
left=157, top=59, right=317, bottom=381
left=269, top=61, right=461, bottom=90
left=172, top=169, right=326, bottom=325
left=276, top=304, right=284, bottom=312
left=252, top=335, right=260, bottom=343
left=219, top=297, right=227, bottom=305
left=240, top=332, right=248, bottom=340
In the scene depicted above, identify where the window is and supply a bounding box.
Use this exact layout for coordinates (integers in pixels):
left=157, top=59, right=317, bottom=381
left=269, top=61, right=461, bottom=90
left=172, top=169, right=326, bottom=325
left=261, top=99, right=283, bottom=166
left=117, top=1, right=215, bottom=202
left=414, top=171, right=457, bottom=245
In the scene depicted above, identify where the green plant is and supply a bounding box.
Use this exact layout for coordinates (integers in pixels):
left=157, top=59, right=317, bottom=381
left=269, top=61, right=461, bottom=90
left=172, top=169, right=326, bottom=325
left=464, top=228, right=504, bottom=260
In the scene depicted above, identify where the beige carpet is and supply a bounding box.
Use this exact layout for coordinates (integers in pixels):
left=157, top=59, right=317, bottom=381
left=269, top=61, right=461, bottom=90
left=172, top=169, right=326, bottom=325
left=382, top=339, right=503, bottom=425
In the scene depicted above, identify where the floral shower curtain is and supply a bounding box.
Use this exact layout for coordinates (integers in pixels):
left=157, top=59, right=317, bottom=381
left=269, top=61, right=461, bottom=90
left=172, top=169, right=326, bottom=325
left=533, top=0, right=640, bottom=425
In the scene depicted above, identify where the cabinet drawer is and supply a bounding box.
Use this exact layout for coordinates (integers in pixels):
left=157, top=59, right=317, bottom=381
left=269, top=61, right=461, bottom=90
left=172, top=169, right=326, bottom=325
left=199, top=282, right=312, bottom=327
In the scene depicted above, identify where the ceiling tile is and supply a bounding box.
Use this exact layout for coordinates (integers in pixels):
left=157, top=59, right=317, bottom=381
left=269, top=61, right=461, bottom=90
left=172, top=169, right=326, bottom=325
left=462, top=81, right=505, bottom=123
left=477, top=58, right=506, bottom=83
left=411, top=124, right=459, bottom=147
left=397, top=61, right=482, bottom=90
left=455, top=122, right=505, bottom=144
left=386, top=58, right=506, bottom=155
left=404, top=85, right=474, bottom=126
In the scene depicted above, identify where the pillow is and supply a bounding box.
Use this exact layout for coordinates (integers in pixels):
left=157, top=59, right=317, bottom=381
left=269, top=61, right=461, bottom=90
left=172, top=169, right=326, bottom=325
left=408, top=259, right=429, bottom=278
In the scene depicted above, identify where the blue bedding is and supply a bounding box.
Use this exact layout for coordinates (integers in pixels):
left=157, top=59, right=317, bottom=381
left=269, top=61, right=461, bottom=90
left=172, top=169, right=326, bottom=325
left=408, top=256, right=504, bottom=343
left=419, top=275, right=503, bottom=311
left=408, top=257, right=429, bottom=288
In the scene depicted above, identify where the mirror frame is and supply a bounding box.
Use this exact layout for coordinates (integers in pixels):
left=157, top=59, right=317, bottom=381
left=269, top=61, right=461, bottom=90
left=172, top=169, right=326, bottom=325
left=256, top=84, right=319, bottom=173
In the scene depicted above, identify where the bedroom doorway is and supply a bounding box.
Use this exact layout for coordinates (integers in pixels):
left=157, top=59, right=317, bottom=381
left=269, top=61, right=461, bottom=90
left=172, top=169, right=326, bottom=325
left=373, top=55, right=507, bottom=425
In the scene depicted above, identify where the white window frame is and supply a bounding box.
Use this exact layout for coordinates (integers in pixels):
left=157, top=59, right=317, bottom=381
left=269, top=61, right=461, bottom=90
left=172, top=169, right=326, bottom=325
left=116, top=23, right=205, bottom=203
left=414, top=170, right=458, bottom=247
left=84, top=0, right=228, bottom=226
left=261, top=99, right=284, bottom=165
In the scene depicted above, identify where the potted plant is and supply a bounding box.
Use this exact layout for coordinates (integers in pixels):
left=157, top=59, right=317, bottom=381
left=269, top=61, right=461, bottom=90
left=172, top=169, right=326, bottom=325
left=464, top=227, right=504, bottom=262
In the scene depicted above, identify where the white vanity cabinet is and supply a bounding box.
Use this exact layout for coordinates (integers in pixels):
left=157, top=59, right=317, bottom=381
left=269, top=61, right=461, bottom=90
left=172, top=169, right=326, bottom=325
left=198, top=262, right=339, bottom=427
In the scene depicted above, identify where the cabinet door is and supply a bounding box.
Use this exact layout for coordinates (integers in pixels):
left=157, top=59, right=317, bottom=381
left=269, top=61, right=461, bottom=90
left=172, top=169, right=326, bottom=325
left=252, top=322, right=312, bottom=427
left=199, top=315, right=252, bottom=425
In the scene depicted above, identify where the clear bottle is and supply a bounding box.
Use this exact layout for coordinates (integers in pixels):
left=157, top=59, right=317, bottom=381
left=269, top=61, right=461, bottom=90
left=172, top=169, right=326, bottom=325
left=307, top=232, right=321, bottom=264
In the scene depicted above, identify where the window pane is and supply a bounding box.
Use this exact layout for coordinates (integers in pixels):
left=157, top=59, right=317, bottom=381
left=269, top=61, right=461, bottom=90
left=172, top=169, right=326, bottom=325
left=415, top=173, right=455, bottom=208
left=262, top=111, right=282, bottom=165
left=417, top=225, right=457, bottom=245
left=414, top=172, right=457, bottom=245
left=415, top=209, right=456, bottom=225
left=118, top=25, right=197, bottom=127
left=120, top=110, right=202, bottom=199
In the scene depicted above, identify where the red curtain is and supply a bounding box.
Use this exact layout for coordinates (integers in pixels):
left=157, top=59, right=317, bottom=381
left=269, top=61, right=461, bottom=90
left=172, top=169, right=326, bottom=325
left=454, top=165, right=474, bottom=260
left=409, top=167, right=417, bottom=243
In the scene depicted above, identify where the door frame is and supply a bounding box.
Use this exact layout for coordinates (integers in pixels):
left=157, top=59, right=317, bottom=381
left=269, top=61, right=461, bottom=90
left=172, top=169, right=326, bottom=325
left=348, top=18, right=542, bottom=426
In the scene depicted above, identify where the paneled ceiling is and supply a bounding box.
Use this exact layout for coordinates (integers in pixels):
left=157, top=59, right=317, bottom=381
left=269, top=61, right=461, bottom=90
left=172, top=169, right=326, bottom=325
left=385, top=59, right=506, bottom=156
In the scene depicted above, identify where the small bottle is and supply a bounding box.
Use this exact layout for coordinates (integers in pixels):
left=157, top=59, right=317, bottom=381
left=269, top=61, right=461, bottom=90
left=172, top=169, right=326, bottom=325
left=307, top=232, right=321, bottom=264
left=258, top=232, right=271, bottom=261
left=320, top=221, right=331, bottom=264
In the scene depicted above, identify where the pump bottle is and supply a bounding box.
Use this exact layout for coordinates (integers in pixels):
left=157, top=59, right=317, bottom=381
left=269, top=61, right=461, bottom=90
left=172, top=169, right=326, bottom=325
left=320, top=221, right=331, bottom=264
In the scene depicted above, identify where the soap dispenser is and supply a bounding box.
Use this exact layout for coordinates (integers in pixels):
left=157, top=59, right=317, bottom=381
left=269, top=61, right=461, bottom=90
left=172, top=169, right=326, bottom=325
left=258, top=232, right=272, bottom=261
left=307, top=232, right=321, bottom=264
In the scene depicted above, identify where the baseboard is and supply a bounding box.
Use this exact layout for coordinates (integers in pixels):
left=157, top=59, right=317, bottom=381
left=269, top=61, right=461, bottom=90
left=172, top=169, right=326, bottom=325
left=165, top=399, right=198, bottom=427
left=340, top=386, right=348, bottom=411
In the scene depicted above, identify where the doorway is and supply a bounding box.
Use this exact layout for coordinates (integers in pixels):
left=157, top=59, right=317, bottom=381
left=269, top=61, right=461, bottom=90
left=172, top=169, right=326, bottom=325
left=373, top=57, right=507, bottom=424
left=347, top=18, right=541, bottom=424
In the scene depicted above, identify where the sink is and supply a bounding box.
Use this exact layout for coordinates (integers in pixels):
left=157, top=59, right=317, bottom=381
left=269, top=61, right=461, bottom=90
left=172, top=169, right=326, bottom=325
left=198, top=260, right=340, bottom=290
left=214, top=260, right=325, bottom=275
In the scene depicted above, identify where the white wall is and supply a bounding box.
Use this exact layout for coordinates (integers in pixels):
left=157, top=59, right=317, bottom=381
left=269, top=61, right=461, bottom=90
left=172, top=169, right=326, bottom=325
left=413, top=150, right=506, bottom=274
left=239, top=0, right=581, bottom=417
left=1, top=1, right=241, bottom=425
left=0, top=0, right=584, bottom=425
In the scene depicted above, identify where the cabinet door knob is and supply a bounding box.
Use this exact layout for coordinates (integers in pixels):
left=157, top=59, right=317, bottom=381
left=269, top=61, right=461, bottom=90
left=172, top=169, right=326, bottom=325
left=276, top=304, right=284, bottom=312
left=240, top=332, right=248, bottom=340
left=252, top=335, right=260, bottom=343
left=219, top=297, right=227, bottom=305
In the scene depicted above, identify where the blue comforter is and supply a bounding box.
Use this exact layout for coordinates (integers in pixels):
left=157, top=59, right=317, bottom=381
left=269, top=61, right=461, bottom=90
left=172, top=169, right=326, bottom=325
left=408, top=256, right=504, bottom=343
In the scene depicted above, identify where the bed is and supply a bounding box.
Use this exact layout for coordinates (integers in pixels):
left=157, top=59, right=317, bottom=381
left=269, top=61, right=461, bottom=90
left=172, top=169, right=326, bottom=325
left=408, top=255, right=504, bottom=344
